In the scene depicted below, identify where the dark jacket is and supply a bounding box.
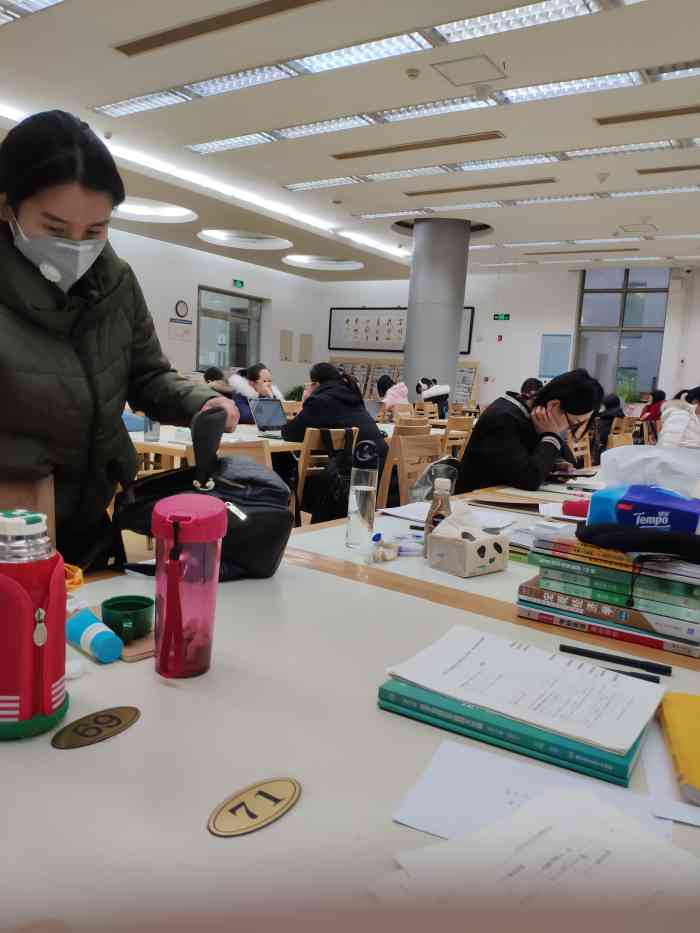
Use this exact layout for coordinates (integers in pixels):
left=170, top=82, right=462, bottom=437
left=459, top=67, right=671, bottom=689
left=281, top=381, right=388, bottom=461
left=597, top=406, right=625, bottom=450
left=456, top=395, right=570, bottom=493
left=0, top=230, right=215, bottom=535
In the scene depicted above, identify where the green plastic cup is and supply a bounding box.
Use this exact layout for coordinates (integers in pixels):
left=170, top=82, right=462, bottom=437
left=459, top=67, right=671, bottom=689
left=101, top=596, right=154, bottom=645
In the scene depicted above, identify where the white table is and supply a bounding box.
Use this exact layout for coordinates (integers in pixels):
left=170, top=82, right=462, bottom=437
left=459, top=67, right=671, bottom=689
left=4, top=560, right=700, bottom=931
left=130, top=424, right=302, bottom=459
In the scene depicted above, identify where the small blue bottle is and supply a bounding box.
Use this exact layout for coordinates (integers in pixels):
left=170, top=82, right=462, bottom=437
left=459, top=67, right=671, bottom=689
left=66, top=609, right=124, bottom=664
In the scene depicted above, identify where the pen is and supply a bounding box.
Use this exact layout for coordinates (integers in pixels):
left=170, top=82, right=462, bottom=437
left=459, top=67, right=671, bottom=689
left=606, top=667, right=661, bottom=685
left=559, top=644, right=671, bottom=677
left=409, top=524, right=425, bottom=531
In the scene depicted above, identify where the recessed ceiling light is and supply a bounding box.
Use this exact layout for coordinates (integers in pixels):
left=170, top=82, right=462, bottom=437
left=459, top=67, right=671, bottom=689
left=95, top=90, right=192, bottom=118
left=7, top=0, right=64, bottom=9
left=656, top=233, right=700, bottom=239
left=285, top=177, right=360, bottom=191
left=458, top=154, right=558, bottom=172
left=198, top=229, right=293, bottom=251
left=610, top=185, right=700, bottom=198
left=187, top=133, right=276, bottom=154
left=478, top=261, right=532, bottom=267
left=184, top=65, right=294, bottom=97
left=504, top=240, right=566, bottom=247
left=286, top=33, right=431, bottom=74
left=365, top=166, right=449, bottom=182
left=283, top=254, right=365, bottom=271
left=337, top=230, right=407, bottom=258
left=648, top=61, right=700, bottom=82
left=0, top=101, right=26, bottom=121
left=357, top=209, right=432, bottom=219
left=502, top=71, right=643, bottom=104
left=565, top=140, right=674, bottom=158
left=114, top=198, right=197, bottom=223
left=515, top=193, right=597, bottom=205
left=427, top=201, right=502, bottom=210
left=277, top=115, right=374, bottom=139
left=603, top=256, right=665, bottom=262
left=674, top=255, right=700, bottom=259
left=470, top=244, right=497, bottom=250
left=434, top=1, right=604, bottom=44
left=574, top=237, right=643, bottom=244
left=540, top=259, right=591, bottom=264
left=378, top=96, right=495, bottom=122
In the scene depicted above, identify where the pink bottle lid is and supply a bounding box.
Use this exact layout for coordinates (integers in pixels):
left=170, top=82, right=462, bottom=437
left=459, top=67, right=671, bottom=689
left=151, top=494, right=227, bottom=543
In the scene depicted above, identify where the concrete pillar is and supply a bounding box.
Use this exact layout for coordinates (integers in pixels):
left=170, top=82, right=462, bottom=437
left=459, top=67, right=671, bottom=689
left=403, top=218, right=470, bottom=400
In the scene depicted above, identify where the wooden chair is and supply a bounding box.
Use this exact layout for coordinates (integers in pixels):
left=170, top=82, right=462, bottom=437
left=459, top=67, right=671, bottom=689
left=415, top=401, right=438, bottom=418
left=449, top=402, right=467, bottom=416
left=282, top=400, right=302, bottom=418
left=611, top=416, right=637, bottom=435
left=376, top=424, right=429, bottom=509
left=570, top=435, right=592, bottom=469
left=442, top=430, right=470, bottom=460
left=185, top=439, right=273, bottom=470
left=296, top=427, right=359, bottom=512
left=394, top=416, right=429, bottom=428
left=396, top=435, right=444, bottom=505
left=0, top=475, right=56, bottom=544
left=445, top=415, right=474, bottom=434
left=642, top=420, right=659, bottom=445
left=607, top=434, right=634, bottom=449
left=393, top=424, right=431, bottom=437
left=392, top=403, right=414, bottom=420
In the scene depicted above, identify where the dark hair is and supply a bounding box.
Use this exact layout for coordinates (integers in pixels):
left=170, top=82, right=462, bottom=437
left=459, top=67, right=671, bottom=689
left=377, top=375, right=394, bottom=398
left=532, top=369, right=604, bottom=436
left=0, top=111, right=125, bottom=212
left=310, top=362, right=341, bottom=384
left=520, top=378, right=543, bottom=398
left=243, top=363, right=270, bottom=383
left=603, top=393, right=621, bottom=411
left=685, top=386, right=700, bottom=404
left=673, top=389, right=688, bottom=400
left=203, top=367, right=224, bottom=383
left=416, top=377, right=434, bottom=394
left=651, top=390, right=666, bottom=404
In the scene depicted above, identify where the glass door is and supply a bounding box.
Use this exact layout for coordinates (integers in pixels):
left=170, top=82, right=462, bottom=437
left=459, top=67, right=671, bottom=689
left=197, top=288, right=261, bottom=371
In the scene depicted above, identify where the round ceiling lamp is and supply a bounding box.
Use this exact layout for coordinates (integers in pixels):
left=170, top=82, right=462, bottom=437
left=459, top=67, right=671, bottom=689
left=282, top=254, right=364, bottom=271
left=198, top=229, right=293, bottom=250
left=113, top=197, right=197, bottom=224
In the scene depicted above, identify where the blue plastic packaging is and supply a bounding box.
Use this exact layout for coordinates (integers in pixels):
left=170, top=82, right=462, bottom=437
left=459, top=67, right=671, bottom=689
left=588, top=485, right=700, bottom=534
left=66, top=608, right=124, bottom=664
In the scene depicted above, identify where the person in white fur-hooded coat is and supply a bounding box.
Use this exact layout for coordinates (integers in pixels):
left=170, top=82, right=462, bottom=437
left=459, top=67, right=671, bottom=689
left=658, top=387, right=700, bottom=449
left=228, top=363, right=285, bottom=424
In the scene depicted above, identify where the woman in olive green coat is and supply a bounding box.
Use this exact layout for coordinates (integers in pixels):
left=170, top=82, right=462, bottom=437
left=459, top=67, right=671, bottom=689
left=0, top=111, right=239, bottom=566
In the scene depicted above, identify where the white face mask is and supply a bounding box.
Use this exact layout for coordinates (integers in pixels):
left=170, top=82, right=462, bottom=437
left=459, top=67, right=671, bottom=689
left=10, top=215, right=106, bottom=292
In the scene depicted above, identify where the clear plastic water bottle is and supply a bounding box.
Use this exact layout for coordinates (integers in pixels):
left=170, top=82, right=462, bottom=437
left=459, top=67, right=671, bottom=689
left=346, top=440, right=379, bottom=550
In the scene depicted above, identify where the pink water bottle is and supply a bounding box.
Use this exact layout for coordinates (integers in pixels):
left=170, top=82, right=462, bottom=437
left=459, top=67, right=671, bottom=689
left=152, top=494, right=227, bottom=678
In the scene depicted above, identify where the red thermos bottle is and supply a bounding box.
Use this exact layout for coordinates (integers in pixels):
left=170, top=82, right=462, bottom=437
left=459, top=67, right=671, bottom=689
left=0, top=509, right=68, bottom=740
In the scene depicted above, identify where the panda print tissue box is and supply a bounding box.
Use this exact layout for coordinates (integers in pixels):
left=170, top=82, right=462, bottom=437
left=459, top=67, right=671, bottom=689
left=427, top=517, right=509, bottom=579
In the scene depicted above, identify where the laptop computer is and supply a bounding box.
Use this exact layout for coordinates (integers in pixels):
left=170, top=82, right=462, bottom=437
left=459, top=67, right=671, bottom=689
left=250, top=397, right=288, bottom=437
left=365, top=398, right=382, bottom=420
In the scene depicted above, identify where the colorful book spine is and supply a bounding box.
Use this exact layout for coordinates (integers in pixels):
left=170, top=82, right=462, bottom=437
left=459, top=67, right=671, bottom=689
left=537, top=575, right=700, bottom=625
left=520, top=579, right=700, bottom=642
left=531, top=543, right=700, bottom=589
left=531, top=562, right=699, bottom=609
left=378, top=679, right=637, bottom=784
left=517, top=600, right=700, bottom=659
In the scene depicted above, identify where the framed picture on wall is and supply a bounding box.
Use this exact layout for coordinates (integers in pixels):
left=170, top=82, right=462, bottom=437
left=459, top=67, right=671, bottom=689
left=328, top=306, right=475, bottom=354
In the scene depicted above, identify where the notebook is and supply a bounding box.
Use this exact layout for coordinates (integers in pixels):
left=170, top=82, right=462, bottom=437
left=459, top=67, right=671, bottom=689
left=250, top=397, right=287, bottom=436
left=659, top=692, right=700, bottom=806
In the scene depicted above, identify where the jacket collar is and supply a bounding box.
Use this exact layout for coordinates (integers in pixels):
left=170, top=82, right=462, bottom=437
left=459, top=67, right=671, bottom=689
left=0, top=225, right=127, bottom=336
left=504, top=392, right=532, bottom=419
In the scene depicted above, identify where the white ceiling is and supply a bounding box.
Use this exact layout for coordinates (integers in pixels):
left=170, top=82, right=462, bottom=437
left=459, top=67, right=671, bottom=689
left=2, top=0, right=700, bottom=277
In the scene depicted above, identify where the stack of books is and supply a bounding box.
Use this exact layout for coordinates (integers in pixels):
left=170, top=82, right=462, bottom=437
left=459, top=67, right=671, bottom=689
left=518, top=535, right=700, bottom=659
left=379, top=627, right=665, bottom=786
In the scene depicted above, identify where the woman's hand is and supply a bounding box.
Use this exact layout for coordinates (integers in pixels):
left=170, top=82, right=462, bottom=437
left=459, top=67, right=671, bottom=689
left=200, top=396, right=240, bottom=432
left=532, top=404, right=568, bottom=436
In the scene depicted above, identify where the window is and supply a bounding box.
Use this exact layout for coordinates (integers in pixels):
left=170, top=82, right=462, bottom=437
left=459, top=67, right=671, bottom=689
left=574, top=268, right=669, bottom=397
left=197, top=287, right=262, bottom=371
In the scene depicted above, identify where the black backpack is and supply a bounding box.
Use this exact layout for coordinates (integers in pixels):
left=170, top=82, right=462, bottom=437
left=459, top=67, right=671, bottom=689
left=300, top=428, right=355, bottom=524
left=115, top=408, right=294, bottom=581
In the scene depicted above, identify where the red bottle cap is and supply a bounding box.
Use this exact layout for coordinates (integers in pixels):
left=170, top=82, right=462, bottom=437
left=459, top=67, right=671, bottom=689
left=151, top=494, right=227, bottom=543
left=562, top=499, right=589, bottom=518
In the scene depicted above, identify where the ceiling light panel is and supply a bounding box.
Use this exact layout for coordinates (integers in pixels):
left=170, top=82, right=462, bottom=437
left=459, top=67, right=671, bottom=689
left=277, top=115, right=374, bottom=139
left=378, top=96, right=496, bottom=122
left=358, top=209, right=432, bottom=219
left=365, top=166, right=449, bottom=182
left=648, top=61, right=700, bottom=82
left=95, top=90, right=192, bottom=118
left=565, top=140, right=674, bottom=158
left=187, top=133, right=276, bottom=154
left=285, top=176, right=359, bottom=191
left=656, top=233, right=700, bottom=240
left=470, top=244, right=497, bottom=250
left=286, top=33, right=431, bottom=74
left=458, top=154, right=558, bottom=171
left=504, top=240, right=567, bottom=247
left=574, top=237, right=642, bottom=243
left=0, top=7, right=18, bottom=23
left=184, top=65, right=294, bottom=97
left=427, top=201, right=502, bottom=210
left=503, top=71, right=643, bottom=104
left=515, top=193, right=598, bottom=204
left=8, top=0, right=63, bottom=9
left=611, top=185, right=700, bottom=198
left=434, top=1, right=603, bottom=43
left=603, top=256, right=665, bottom=262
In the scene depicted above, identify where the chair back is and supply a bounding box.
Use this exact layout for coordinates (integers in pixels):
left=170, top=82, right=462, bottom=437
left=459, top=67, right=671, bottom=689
left=607, top=434, right=634, bottom=449
left=0, top=475, right=56, bottom=544
left=442, top=430, right=470, bottom=460
left=395, top=416, right=429, bottom=428
left=394, top=423, right=431, bottom=437
left=392, top=403, right=414, bottom=419
left=642, top=421, right=659, bottom=445
left=396, top=435, right=444, bottom=505
left=187, top=439, right=272, bottom=470
left=297, top=427, right=359, bottom=506
left=282, top=400, right=302, bottom=417
left=569, top=435, right=592, bottom=469
left=446, top=415, right=474, bottom=434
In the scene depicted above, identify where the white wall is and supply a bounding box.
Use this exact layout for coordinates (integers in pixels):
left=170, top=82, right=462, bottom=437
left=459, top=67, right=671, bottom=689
left=320, top=268, right=580, bottom=406
left=110, top=228, right=325, bottom=393
left=663, top=270, right=700, bottom=395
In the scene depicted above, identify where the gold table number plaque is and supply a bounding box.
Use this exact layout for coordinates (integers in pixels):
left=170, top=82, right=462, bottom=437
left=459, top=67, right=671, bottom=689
left=208, top=778, right=301, bottom=837
left=51, top=707, right=140, bottom=749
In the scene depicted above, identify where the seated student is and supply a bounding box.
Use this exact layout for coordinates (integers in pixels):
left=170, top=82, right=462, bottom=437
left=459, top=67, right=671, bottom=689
left=519, top=377, right=543, bottom=401
left=228, top=363, right=284, bottom=424
left=456, top=369, right=603, bottom=493
left=417, top=377, right=451, bottom=419
left=596, top=393, right=626, bottom=451
left=658, top=387, right=700, bottom=449
left=640, top=389, right=666, bottom=422
left=203, top=366, right=235, bottom=398
left=377, top=374, right=409, bottom=411
left=282, top=363, right=388, bottom=460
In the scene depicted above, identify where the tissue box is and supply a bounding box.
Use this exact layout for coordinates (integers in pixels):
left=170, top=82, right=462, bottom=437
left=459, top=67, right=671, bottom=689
left=427, top=525, right=509, bottom=578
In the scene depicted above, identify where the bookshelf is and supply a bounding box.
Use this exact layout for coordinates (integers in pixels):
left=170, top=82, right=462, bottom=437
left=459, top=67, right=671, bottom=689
left=330, top=356, right=480, bottom=406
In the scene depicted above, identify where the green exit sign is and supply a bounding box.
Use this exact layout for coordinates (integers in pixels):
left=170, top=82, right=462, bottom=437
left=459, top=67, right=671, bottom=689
left=493, top=313, right=510, bottom=321
left=233, top=279, right=245, bottom=289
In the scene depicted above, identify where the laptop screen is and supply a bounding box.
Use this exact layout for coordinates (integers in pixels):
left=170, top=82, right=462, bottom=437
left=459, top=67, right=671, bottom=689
left=250, top=398, right=288, bottom=431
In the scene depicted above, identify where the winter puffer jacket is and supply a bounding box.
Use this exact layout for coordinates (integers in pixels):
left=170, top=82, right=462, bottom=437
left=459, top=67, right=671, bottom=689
left=382, top=382, right=409, bottom=409
left=0, top=229, right=215, bottom=537
left=228, top=371, right=285, bottom=424
left=658, top=398, right=700, bottom=449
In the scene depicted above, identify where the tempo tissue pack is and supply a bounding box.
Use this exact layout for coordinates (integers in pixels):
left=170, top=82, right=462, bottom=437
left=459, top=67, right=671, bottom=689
left=588, top=485, right=700, bottom=535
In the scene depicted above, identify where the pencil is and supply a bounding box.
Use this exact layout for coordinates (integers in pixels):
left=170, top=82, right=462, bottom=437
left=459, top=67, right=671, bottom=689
left=559, top=643, right=671, bottom=677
